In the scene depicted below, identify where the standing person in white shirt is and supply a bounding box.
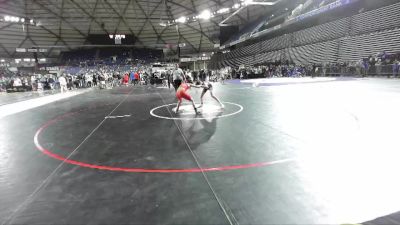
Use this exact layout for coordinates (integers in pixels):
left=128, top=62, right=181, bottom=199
left=58, top=75, right=68, bottom=93
left=13, top=76, right=22, bottom=88
left=30, top=75, right=36, bottom=91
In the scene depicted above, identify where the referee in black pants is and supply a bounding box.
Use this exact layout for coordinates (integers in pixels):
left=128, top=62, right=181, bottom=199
left=173, top=65, right=184, bottom=92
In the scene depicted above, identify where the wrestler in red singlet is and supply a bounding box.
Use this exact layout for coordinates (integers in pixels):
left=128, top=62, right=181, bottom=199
left=176, top=83, right=192, bottom=101
left=175, top=82, right=200, bottom=114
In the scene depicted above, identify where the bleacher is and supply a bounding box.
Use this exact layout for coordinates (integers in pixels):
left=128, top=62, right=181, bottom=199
left=212, top=2, right=400, bottom=69
left=61, top=49, right=96, bottom=63
left=253, top=50, right=284, bottom=65
left=339, top=28, right=400, bottom=62
left=60, top=47, right=162, bottom=68
left=260, top=35, right=291, bottom=53
left=289, top=40, right=339, bottom=65
left=292, top=18, right=350, bottom=46
left=351, top=2, right=400, bottom=35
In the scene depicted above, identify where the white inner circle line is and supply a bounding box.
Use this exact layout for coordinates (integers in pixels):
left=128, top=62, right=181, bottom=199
left=150, top=102, right=243, bottom=120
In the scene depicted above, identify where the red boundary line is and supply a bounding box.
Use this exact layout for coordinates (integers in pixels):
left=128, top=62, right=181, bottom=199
left=34, top=108, right=296, bottom=173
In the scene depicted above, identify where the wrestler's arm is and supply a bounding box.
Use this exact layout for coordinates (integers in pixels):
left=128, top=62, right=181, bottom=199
left=189, top=84, right=205, bottom=88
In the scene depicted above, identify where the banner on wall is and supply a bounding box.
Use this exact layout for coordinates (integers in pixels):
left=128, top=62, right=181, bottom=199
left=180, top=56, right=210, bottom=62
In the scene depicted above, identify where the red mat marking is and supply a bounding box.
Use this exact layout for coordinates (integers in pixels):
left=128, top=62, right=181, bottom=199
left=34, top=110, right=296, bottom=173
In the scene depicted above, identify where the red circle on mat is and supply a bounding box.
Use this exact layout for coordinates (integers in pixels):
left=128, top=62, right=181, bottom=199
left=34, top=110, right=295, bottom=173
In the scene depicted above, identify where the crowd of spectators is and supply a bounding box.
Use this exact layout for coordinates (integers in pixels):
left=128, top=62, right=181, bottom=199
left=0, top=61, right=212, bottom=94
left=61, top=64, right=152, bottom=90
left=222, top=51, right=400, bottom=79
left=61, top=47, right=162, bottom=67
left=0, top=73, right=62, bottom=93
left=2, top=49, right=400, bottom=94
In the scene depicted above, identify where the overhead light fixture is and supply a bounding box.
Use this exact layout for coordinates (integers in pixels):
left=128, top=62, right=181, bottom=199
left=176, top=16, right=187, bottom=23
left=241, top=0, right=278, bottom=6
left=243, top=0, right=253, bottom=5
left=39, top=58, right=46, bottom=62
left=198, top=10, right=212, bottom=20
left=3, top=15, right=31, bottom=23
left=30, top=19, right=34, bottom=24
left=0, top=59, right=5, bottom=62
left=7, top=16, right=19, bottom=22
left=159, top=22, right=167, bottom=27
left=217, top=8, right=230, bottom=14
left=23, top=58, right=31, bottom=62
left=232, top=3, right=241, bottom=9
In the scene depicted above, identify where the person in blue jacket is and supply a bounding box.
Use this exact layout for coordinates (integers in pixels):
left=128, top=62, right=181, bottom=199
left=130, top=71, right=135, bottom=84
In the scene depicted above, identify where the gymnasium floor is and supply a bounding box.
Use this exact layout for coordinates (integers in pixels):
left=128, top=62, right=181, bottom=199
left=0, top=90, right=60, bottom=106
left=1, top=77, right=400, bottom=225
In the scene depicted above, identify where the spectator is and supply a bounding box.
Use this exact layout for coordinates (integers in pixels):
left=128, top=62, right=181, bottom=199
left=13, top=76, right=22, bottom=88
left=123, top=73, right=129, bottom=85
left=58, top=75, right=68, bottom=93
left=134, top=72, right=139, bottom=86
left=130, top=71, right=135, bottom=84
left=392, top=58, right=399, bottom=78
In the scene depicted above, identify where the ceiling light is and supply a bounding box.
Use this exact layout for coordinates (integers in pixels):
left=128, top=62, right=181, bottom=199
left=21, top=18, right=25, bottom=23
left=243, top=1, right=278, bottom=6
left=9, top=16, right=18, bottom=22
left=23, top=58, right=31, bottom=62
left=217, top=8, right=230, bottom=14
left=232, top=3, right=241, bottom=9
left=39, top=58, right=46, bottom=62
left=159, top=22, right=167, bottom=27
left=198, top=10, right=212, bottom=20
left=4, top=16, right=10, bottom=21
left=30, top=19, right=34, bottom=24
left=176, top=16, right=187, bottom=23
left=0, top=59, right=5, bottom=62
left=244, top=0, right=253, bottom=5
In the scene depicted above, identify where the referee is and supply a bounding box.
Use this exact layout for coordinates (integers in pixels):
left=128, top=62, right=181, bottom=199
left=173, top=65, right=185, bottom=92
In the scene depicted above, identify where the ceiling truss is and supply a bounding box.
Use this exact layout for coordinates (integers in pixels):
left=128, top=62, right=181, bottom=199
left=0, top=0, right=279, bottom=58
